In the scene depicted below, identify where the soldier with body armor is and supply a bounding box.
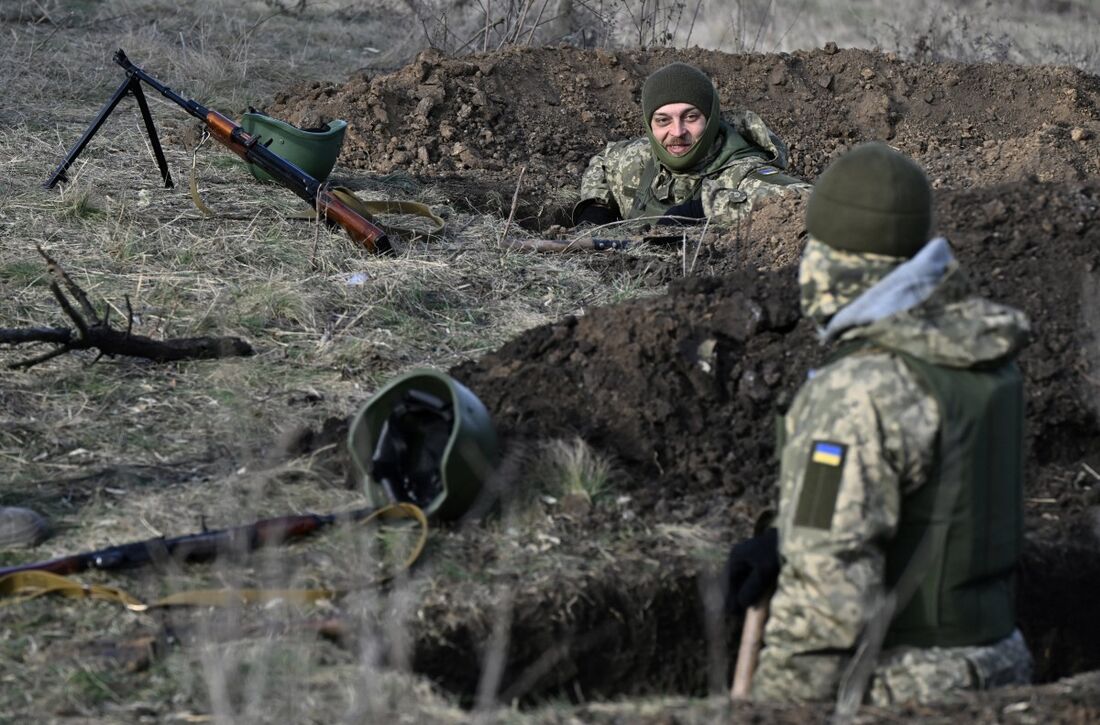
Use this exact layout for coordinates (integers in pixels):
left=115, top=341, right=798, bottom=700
left=573, top=62, right=810, bottom=229
left=725, top=143, right=1034, bottom=704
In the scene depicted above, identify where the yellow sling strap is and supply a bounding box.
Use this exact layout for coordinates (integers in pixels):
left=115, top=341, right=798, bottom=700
left=0, top=503, right=428, bottom=612
left=187, top=171, right=445, bottom=237
left=333, top=188, right=445, bottom=229
left=297, top=187, right=446, bottom=237
left=189, top=154, right=215, bottom=217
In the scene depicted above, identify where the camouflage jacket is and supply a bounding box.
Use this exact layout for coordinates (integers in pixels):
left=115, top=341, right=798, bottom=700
left=577, top=110, right=810, bottom=227
left=752, top=238, right=1033, bottom=705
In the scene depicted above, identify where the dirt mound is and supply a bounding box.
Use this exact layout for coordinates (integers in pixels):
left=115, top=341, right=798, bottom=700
left=455, top=269, right=807, bottom=506
left=273, top=45, right=1100, bottom=707
left=266, top=45, right=1100, bottom=226
left=454, top=177, right=1100, bottom=511
left=447, top=177, right=1100, bottom=688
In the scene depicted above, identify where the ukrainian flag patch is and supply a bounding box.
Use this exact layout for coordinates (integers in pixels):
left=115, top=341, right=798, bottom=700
left=794, top=440, right=847, bottom=530
left=811, top=441, right=845, bottom=466
left=749, top=166, right=804, bottom=186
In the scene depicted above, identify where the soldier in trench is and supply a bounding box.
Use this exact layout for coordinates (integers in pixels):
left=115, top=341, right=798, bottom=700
left=572, top=62, right=811, bottom=230
left=724, top=143, right=1035, bottom=704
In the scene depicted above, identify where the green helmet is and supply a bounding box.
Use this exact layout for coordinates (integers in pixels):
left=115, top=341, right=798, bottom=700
left=240, top=110, right=348, bottom=184
left=347, top=369, right=499, bottom=521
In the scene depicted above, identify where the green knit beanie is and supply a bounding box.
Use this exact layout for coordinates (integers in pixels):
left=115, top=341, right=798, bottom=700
left=806, top=142, right=933, bottom=258
left=641, top=63, right=721, bottom=171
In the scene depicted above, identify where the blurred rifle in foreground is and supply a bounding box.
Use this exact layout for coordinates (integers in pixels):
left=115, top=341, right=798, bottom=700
left=505, top=233, right=684, bottom=253
left=505, top=238, right=633, bottom=253
left=0, top=505, right=403, bottom=579
left=44, top=49, right=391, bottom=254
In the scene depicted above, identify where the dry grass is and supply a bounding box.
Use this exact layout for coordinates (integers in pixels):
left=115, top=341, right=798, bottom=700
left=3, top=0, right=1099, bottom=721
left=531, top=437, right=618, bottom=503
left=0, top=1, right=681, bottom=720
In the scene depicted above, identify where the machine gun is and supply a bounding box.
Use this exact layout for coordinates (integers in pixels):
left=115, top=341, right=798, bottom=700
left=44, top=49, right=391, bottom=254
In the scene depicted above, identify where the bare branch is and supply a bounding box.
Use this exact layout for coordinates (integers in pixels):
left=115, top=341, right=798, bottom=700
left=49, top=281, right=91, bottom=340
left=38, top=244, right=101, bottom=324
left=496, top=165, right=527, bottom=247
left=3, top=254, right=254, bottom=369
left=11, top=345, right=71, bottom=371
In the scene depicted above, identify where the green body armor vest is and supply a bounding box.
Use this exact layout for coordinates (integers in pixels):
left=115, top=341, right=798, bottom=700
left=853, top=347, right=1026, bottom=649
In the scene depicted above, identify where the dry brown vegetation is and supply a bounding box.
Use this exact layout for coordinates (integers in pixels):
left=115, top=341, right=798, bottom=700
left=0, top=2, right=675, bottom=721
left=3, top=0, right=1100, bottom=723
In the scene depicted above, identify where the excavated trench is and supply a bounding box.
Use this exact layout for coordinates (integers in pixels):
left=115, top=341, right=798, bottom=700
left=412, top=573, right=721, bottom=704
left=284, top=177, right=1100, bottom=706
left=402, top=544, right=1100, bottom=705
left=424, top=178, right=1100, bottom=703
left=271, top=45, right=1100, bottom=707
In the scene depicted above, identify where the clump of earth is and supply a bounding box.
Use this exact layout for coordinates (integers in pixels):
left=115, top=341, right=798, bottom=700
left=269, top=44, right=1100, bottom=227
left=272, top=46, right=1100, bottom=719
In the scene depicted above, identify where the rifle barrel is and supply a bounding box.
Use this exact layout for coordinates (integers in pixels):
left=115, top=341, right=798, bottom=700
left=505, top=238, right=630, bottom=253
left=114, top=50, right=208, bottom=120
left=0, top=509, right=375, bottom=579
left=110, top=49, right=391, bottom=254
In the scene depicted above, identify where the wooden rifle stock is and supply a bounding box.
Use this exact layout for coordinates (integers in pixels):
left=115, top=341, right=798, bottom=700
left=315, top=187, right=392, bottom=251
left=199, top=106, right=392, bottom=254
left=197, top=109, right=390, bottom=253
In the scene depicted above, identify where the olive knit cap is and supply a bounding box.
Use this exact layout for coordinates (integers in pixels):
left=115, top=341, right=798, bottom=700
left=642, top=62, right=717, bottom=122
left=806, top=142, right=933, bottom=258
left=641, top=62, right=721, bottom=171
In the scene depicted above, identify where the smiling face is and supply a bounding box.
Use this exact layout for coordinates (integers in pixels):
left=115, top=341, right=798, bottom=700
left=649, top=102, right=707, bottom=157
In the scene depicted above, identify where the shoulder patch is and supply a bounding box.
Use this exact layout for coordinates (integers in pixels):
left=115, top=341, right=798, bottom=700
left=747, top=166, right=807, bottom=187
left=811, top=441, right=845, bottom=466
left=793, top=440, right=847, bottom=530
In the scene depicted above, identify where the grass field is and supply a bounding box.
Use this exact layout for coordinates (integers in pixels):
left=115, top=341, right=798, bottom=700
left=3, top=0, right=1100, bottom=721
left=0, top=2, right=665, bottom=720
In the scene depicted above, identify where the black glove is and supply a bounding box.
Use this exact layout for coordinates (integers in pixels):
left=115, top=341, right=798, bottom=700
left=657, top=198, right=705, bottom=226
left=572, top=200, right=622, bottom=227
left=723, top=527, right=780, bottom=615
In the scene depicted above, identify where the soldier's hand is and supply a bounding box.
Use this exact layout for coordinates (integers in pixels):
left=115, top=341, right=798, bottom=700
left=573, top=200, right=621, bottom=227
left=723, top=527, right=780, bottom=615
left=657, top=198, right=705, bottom=226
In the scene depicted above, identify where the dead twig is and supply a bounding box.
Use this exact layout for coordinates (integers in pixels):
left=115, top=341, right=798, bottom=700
left=2, top=250, right=253, bottom=370
left=41, top=245, right=100, bottom=324
left=688, top=217, right=710, bottom=275
left=496, top=164, right=527, bottom=247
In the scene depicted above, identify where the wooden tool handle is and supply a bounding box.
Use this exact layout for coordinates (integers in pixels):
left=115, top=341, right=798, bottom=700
left=731, top=601, right=770, bottom=700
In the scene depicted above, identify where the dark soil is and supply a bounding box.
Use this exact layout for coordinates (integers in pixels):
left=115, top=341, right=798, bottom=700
left=275, top=45, right=1100, bottom=718
left=267, top=44, right=1100, bottom=228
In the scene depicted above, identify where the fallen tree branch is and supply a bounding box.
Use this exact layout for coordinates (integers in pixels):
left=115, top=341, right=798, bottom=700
left=1, top=248, right=253, bottom=369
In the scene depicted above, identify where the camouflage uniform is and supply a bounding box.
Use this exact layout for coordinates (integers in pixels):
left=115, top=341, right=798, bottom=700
left=751, top=238, right=1034, bottom=705
left=577, top=110, right=810, bottom=227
